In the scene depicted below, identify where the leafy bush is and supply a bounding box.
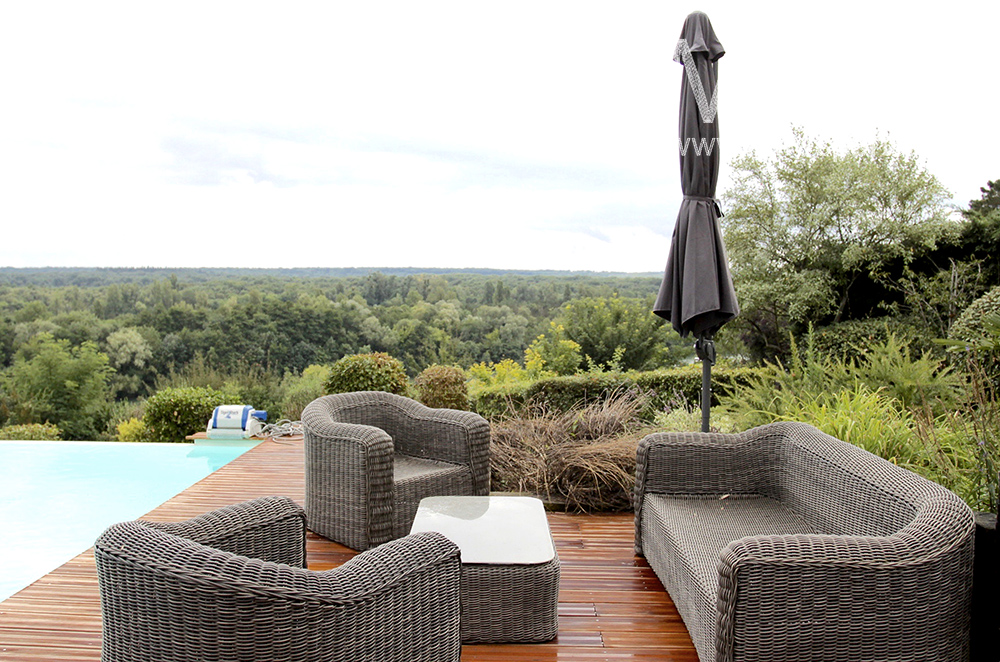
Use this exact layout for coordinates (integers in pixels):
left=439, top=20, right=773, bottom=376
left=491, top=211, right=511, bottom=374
left=280, top=364, right=331, bottom=420
left=143, top=386, right=234, bottom=443
left=324, top=352, right=410, bottom=396
left=0, top=422, right=62, bottom=440
left=855, top=333, right=961, bottom=414
left=812, top=318, right=936, bottom=362
left=116, top=417, right=149, bottom=442
left=524, top=323, right=582, bottom=376
left=157, top=356, right=285, bottom=424
left=103, top=398, right=147, bottom=441
left=415, top=365, right=468, bottom=410
left=951, top=285, right=1000, bottom=342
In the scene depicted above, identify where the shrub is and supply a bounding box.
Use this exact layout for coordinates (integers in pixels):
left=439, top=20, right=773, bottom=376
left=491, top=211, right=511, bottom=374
left=524, top=323, right=582, bottom=376
left=116, top=417, right=149, bottom=442
left=324, top=352, right=410, bottom=396
left=143, top=386, right=233, bottom=443
left=415, top=365, right=469, bottom=410
left=951, top=285, right=1000, bottom=342
left=467, top=364, right=764, bottom=421
left=490, top=390, right=651, bottom=512
left=812, top=318, right=936, bottom=362
left=280, top=364, right=332, bottom=420
left=103, top=399, right=147, bottom=441
left=0, top=422, right=62, bottom=440
left=155, top=356, right=285, bottom=423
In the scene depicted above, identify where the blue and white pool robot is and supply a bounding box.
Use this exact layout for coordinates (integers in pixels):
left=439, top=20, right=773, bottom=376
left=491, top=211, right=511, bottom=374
left=206, top=405, right=268, bottom=439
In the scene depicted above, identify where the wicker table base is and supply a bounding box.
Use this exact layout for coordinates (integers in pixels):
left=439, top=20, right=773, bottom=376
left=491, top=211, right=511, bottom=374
left=410, top=496, right=560, bottom=643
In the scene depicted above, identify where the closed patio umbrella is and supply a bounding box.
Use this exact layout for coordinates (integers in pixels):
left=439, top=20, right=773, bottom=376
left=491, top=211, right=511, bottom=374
left=653, top=10, right=738, bottom=432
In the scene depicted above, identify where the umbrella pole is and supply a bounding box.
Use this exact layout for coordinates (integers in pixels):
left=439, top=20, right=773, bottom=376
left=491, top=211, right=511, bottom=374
left=701, top=357, right=711, bottom=433
left=695, top=334, right=716, bottom=433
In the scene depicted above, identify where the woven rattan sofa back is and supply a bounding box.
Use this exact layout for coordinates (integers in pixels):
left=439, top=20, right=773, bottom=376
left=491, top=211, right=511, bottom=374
left=745, top=422, right=966, bottom=539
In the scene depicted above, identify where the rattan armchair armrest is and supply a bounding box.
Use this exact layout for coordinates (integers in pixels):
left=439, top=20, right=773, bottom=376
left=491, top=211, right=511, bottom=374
left=142, top=496, right=307, bottom=567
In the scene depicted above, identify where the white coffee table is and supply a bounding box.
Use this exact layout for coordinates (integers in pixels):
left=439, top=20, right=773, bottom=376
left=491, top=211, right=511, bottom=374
left=410, top=495, right=560, bottom=643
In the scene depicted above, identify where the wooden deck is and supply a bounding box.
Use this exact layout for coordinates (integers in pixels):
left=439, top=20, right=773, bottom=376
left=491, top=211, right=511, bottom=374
left=0, top=437, right=697, bottom=661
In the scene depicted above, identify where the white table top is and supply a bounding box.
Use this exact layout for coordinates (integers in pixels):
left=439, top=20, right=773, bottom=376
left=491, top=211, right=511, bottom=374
left=409, top=496, right=555, bottom=565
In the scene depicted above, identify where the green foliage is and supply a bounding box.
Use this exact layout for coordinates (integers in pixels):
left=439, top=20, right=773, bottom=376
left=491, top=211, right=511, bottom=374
left=0, top=334, right=113, bottom=440
left=415, top=365, right=469, bottom=410
left=324, top=352, right=410, bottom=396
left=104, top=326, right=155, bottom=400
left=467, top=363, right=761, bottom=422
left=115, top=417, right=149, bottom=442
left=557, top=296, right=676, bottom=371
left=856, top=333, right=961, bottom=414
left=812, top=318, right=933, bottom=362
left=279, top=364, right=331, bottom=420
left=143, top=386, right=234, bottom=443
left=524, top=323, right=582, bottom=376
left=951, top=286, right=1000, bottom=343
left=722, top=331, right=960, bottom=426
left=0, top=422, right=62, bottom=440
left=719, top=330, right=993, bottom=510
left=722, top=128, right=954, bottom=361
left=155, top=355, right=284, bottom=422
left=525, top=373, right=634, bottom=413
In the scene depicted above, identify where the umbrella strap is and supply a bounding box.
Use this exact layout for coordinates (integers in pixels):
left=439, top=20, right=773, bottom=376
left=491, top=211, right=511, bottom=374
left=683, top=195, right=724, bottom=217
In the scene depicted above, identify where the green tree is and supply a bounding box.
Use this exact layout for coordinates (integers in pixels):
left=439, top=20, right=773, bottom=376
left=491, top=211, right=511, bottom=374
left=105, top=326, right=155, bottom=399
left=722, top=129, right=953, bottom=360
left=1, top=333, right=113, bottom=439
left=558, top=296, right=670, bottom=371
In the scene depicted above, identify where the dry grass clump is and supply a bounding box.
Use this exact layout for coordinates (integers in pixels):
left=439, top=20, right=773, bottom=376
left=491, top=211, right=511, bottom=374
left=489, top=389, right=651, bottom=512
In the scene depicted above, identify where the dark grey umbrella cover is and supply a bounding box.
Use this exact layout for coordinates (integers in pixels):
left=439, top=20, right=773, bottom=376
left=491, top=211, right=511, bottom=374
left=653, top=11, right=738, bottom=339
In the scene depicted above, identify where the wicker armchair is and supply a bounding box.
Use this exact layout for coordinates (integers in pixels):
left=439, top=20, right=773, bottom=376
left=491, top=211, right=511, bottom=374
left=634, top=421, right=975, bottom=662
left=302, top=391, right=491, bottom=550
left=95, top=496, right=462, bottom=662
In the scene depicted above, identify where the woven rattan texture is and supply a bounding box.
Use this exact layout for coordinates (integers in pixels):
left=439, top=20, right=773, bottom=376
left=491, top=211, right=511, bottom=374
left=302, top=391, right=490, bottom=551
left=95, top=497, right=462, bottom=662
left=460, top=557, right=561, bottom=643
left=634, top=421, right=975, bottom=662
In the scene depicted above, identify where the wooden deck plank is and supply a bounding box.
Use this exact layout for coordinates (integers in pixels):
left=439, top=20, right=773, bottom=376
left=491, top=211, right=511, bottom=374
left=0, top=437, right=696, bottom=661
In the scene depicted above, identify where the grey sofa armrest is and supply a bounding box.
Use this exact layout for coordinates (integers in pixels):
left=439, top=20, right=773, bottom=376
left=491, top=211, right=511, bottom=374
left=716, top=493, right=974, bottom=661
left=142, top=496, right=307, bottom=567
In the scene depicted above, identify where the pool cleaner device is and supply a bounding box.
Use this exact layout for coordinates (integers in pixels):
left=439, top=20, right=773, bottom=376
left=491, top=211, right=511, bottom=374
left=206, top=405, right=268, bottom=439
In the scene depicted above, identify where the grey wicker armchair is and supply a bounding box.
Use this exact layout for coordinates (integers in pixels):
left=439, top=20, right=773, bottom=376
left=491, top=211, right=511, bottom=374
left=95, top=496, right=462, bottom=662
left=634, top=421, right=975, bottom=662
left=302, top=391, right=490, bottom=551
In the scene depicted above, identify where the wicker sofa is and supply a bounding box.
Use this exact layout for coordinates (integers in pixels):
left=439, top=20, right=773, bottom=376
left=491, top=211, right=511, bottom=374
left=634, top=421, right=975, bottom=662
left=302, top=391, right=491, bottom=550
left=95, top=496, right=462, bottom=662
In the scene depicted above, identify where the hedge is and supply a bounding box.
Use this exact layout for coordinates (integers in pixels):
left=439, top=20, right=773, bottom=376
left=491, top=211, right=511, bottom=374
left=470, top=364, right=762, bottom=420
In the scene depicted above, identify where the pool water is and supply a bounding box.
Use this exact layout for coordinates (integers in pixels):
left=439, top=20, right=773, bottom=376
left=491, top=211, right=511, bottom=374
left=0, top=440, right=257, bottom=602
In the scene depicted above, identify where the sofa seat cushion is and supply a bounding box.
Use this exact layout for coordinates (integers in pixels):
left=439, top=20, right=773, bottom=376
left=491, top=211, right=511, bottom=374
left=641, top=494, right=815, bottom=662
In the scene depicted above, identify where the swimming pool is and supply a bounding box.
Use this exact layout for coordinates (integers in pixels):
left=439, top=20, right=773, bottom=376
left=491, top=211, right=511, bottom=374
left=0, top=440, right=258, bottom=602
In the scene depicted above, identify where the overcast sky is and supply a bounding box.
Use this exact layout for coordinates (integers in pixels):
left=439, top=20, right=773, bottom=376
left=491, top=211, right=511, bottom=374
left=1, top=2, right=997, bottom=273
